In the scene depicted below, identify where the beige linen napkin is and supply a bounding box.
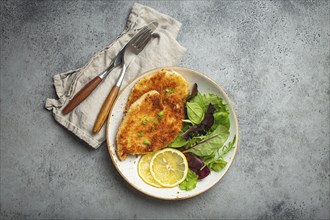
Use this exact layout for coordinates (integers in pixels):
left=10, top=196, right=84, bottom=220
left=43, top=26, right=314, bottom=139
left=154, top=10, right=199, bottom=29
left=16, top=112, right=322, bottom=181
left=45, top=3, right=186, bottom=148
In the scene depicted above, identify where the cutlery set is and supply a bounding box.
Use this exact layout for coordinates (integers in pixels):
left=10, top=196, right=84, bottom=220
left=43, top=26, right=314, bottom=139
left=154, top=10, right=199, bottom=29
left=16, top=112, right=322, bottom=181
left=62, top=22, right=158, bottom=133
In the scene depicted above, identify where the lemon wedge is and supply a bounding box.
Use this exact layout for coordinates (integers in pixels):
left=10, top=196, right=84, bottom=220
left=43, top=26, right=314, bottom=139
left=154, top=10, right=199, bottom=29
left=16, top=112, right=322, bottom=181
left=138, top=153, right=161, bottom=187
left=150, top=148, right=188, bottom=187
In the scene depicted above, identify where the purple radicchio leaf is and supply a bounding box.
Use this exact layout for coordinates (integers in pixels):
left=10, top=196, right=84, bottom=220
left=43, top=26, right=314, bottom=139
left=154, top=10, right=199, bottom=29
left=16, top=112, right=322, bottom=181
left=197, top=166, right=211, bottom=179
left=186, top=83, right=198, bottom=101
left=182, top=125, right=205, bottom=140
left=184, top=152, right=211, bottom=179
left=202, top=104, right=216, bottom=129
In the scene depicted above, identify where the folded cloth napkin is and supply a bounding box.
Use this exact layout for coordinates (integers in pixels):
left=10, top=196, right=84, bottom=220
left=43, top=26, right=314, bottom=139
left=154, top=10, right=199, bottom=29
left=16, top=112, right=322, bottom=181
left=45, top=3, right=186, bottom=149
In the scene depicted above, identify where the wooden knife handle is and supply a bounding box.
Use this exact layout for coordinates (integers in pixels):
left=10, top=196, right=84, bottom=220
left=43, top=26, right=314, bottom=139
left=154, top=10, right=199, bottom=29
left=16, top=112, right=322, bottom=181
left=93, top=86, right=120, bottom=133
left=62, top=76, right=102, bottom=115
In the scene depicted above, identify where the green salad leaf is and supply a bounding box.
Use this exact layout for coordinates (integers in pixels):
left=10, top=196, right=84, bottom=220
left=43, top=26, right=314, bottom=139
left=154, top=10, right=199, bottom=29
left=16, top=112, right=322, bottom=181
left=203, top=93, right=228, bottom=112
left=189, top=93, right=227, bottom=111
left=202, top=136, right=236, bottom=171
left=168, top=133, right=188, bottom=148
left=203, top=157, right=227, bottom=171
left=188, top=92, right=230, bottom=129
left=219, top=136, right=236, bottom=157
left=185, top=125, right=229, bottom=157
left=186, top=102, right=204, bottom=124
left=212, top=111, right=230, bottom=130
left=188, top=92, right=208, bottom=110
left=179, top=169, right=198, bottom=191
left=209, top=159, right=227, bottom=171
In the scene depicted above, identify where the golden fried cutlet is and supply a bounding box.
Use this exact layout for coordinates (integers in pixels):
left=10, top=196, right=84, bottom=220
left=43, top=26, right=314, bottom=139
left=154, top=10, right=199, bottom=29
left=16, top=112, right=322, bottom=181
left=116, top=70, right=189, bottom=160
left=125, top=69, right=189, bottom=111
left=116, top=90, right=183, bottom=160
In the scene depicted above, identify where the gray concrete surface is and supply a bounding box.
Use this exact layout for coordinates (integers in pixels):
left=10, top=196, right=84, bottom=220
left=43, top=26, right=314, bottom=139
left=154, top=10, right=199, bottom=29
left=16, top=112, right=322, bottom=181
left=1, top=0, right=329, bottom=219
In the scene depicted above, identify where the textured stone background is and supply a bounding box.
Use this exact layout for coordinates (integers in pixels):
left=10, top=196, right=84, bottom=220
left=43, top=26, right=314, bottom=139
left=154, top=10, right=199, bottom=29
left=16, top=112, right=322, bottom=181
left=1, top=0, right=329, bottom=219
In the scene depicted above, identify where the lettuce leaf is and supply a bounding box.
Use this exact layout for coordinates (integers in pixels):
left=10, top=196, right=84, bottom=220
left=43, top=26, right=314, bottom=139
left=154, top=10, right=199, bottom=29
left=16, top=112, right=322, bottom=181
left=219, top=136, right=236, bottom=157
left=168, top=133, right=188, bottom=148
left=208, top=159, right=227, bottom=171
left=212, top=111, right=230, bottom=130
left=184, top=125, right=229, bottom=157
left=202, top=136, right=236, bottom=171
left=179, top=169, right=198, bottom=191
left=186, top=102, right=204, bottom=124
left=189, top=93, right=227, bottom=111
left=189, top=93, right=230, bottom=130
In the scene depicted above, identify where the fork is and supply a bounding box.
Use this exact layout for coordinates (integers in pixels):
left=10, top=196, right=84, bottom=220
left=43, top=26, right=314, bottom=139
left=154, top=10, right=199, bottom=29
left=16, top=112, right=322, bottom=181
left=93, top=22, right=157, bottom=133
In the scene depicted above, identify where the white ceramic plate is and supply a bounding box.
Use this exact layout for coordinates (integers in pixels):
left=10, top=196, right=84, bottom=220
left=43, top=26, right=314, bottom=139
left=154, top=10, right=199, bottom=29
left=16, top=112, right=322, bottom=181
left=106, top=66, right=239, bottom=200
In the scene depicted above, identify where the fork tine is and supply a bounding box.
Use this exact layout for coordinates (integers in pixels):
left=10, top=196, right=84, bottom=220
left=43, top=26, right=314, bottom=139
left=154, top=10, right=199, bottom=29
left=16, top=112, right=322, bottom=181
left=136, top=34, right=152, bottom=49
left=132, top=29, right=150, bottom=46
left=130, top=27, right=149, bottom=44
left=134, top=30, right=152, bottom=49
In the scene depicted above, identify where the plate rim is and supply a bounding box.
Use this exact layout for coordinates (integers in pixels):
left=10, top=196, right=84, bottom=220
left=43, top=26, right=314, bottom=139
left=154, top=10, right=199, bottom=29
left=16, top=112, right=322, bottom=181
left=106, top=66, right=240, bottom=200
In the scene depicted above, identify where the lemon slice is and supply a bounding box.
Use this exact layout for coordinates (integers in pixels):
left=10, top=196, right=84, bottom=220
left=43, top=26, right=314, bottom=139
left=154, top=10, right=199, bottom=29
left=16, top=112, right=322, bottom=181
left=150, top=148, right=188, bottom=187
left=138, top=153, right=161, bottom=187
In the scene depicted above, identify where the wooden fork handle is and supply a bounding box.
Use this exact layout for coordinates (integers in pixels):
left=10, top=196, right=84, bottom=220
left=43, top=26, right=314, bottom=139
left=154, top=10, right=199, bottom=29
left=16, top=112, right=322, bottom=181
left=62, top=76, right=102, bottom=115
left=93, top=86, right=120, bottom=133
